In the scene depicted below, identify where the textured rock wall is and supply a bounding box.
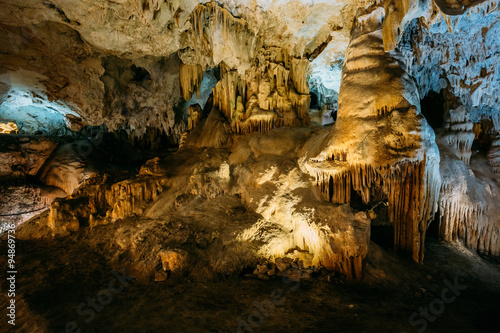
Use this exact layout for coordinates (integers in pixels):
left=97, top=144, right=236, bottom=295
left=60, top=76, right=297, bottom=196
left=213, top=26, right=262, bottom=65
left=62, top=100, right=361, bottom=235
left=0, top=21, right=185, bottom=142
left=0, top=135, right=58, bottom=179
left=0, top=0, right=369, bottom=141
left=398, top=1, right=500, bottom=129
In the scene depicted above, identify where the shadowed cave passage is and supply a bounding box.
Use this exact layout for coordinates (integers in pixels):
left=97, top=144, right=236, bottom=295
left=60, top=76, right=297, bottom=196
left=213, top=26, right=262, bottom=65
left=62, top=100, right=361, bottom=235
left=420, top=90, right=446, bottom=129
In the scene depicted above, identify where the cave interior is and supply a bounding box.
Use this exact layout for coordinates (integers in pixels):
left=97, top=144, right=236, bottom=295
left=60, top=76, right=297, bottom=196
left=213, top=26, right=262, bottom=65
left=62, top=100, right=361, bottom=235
left=0, top=0, right=500, bottom=332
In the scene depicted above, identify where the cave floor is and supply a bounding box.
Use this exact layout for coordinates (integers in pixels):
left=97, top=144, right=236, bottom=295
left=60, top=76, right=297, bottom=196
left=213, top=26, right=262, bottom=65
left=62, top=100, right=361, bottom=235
left=1, top=229, right=499, bottom=333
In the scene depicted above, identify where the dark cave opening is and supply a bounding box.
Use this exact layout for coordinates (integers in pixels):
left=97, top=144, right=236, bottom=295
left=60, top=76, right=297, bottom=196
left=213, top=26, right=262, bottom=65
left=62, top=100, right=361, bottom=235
left=347, top=186, right=395, bottom=250
left=420, top=90, right=445, bottom=129
left=310, top=91, right=320, bottom=109
left=426, top=208, right=440, bottom=239
left=472, top=118, right=495, bottom=153
left=130, top=65, right=151, bottom=82
left=371, top=225, right=394, bottom=250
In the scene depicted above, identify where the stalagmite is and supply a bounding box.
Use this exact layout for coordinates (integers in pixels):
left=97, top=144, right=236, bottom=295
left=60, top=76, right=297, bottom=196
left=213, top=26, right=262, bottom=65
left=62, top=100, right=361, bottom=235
left=38, top=141, right=88, bottom=195
left=187, top=104, right=203, bottom=130
left=301, top=6, right=441, bottom=263
left=488, top=135, right=500, bottom=185
left=441, top=106, right=475, bottom=164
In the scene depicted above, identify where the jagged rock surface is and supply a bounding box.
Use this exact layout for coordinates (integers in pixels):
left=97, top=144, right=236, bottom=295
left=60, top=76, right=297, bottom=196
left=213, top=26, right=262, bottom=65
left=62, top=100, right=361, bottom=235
left=0, top=135, right=58, bottom=178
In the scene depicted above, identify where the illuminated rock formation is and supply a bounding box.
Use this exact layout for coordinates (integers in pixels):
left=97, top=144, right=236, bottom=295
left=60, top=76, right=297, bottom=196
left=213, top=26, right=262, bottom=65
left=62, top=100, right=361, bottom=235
left=180, top=64, right=203, bottom=101
left=0, top=119, right=17, bottom=133
left=38, top=141, right=89, bottom=195
left=236, top=167, right=370, bottom=279
left=488, top=135, right=500, bottom=185
left=1, top=0, right=500, bottom=287
left=441, top=106, right=475, bottom=164
left=301, top=7, right=441, bottom=263
left=213, top=49, right=311, bottom=134
left=438, top=141, right=500, bottom=256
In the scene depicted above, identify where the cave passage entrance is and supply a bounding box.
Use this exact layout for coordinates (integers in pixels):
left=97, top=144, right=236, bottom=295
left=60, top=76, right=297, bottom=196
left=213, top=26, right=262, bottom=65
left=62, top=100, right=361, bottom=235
left=420, top=90, right=445, bottom=129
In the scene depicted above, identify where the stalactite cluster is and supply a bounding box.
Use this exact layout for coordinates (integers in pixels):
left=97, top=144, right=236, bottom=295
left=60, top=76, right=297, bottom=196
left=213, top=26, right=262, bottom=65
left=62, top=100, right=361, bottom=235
left=212, top=48, right=310, bottom=134
left=307, top=159, right=440, bottom=261
left=47, top=175, right=165, bottom=234
left=438, top=142, right=500, bottom=256
left=179, top=63, right=203, bottom=101
left=184, top=0, right=258, bottom=70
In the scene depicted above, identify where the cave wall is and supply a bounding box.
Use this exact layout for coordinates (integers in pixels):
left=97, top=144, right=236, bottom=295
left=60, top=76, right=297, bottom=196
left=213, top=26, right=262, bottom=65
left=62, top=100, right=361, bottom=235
left=398, top=4, right=500, bottom=128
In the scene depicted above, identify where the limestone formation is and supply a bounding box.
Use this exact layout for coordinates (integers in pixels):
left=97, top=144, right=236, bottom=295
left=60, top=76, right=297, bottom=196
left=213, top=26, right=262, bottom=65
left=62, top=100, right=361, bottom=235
left=438, top=141, right=500, bottom=256
left=441, top=106, right=476, bottom=164
left=212, top=49, right=311, bottom=134
left=38, top=141, right=89, bottom=195
left=301, top=7, right=441, bottom=263
left=488, top=135, right=500, bottom=185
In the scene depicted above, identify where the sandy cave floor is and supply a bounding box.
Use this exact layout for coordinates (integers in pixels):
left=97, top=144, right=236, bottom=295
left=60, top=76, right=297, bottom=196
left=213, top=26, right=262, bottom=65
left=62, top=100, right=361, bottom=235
left=1, top=228, right=500, bottom=333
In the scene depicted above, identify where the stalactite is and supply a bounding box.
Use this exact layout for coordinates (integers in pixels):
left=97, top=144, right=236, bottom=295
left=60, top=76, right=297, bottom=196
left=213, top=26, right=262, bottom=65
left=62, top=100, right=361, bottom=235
left=189, top=1, right=252, bottom=66
left=213, top=47, right=310, bottom=135
left=47, top=175, right=165, bottom=234
left=307, top=158, right=440, bottom=262
left=438, top=143, right=500, bottom=257
left=179, top=63, right=203, bottom=100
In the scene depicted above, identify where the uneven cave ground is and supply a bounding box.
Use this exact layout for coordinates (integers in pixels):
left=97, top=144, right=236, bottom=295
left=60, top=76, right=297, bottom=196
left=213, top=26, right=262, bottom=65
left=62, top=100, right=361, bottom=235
left=2, top=216, right=500, bottom=333
left=1, top=127, right=499, bottom=333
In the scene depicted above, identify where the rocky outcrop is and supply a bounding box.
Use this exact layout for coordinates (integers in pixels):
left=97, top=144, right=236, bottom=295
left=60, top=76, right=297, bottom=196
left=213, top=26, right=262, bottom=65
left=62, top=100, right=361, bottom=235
left=0, top=135, right=58, bottom=179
